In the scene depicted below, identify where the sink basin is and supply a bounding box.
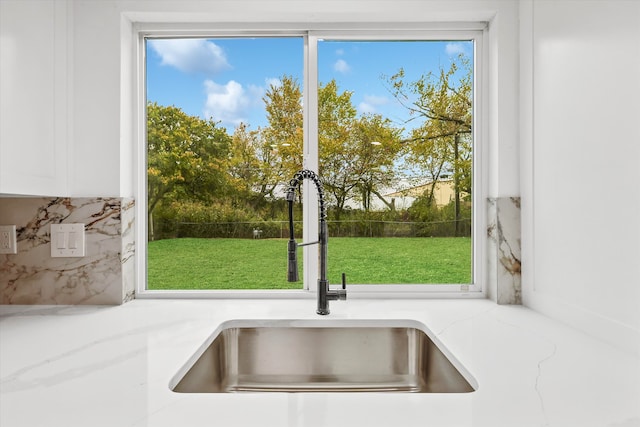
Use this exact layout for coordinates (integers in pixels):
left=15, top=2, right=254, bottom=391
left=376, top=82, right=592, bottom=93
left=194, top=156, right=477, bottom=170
left=170, top=319, right=476, bottom=393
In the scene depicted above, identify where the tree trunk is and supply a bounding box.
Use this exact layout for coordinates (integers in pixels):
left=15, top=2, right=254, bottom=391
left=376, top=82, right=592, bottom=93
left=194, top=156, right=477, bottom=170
left=372, top=188, right=395, bottom=211
left=149, top=211, right=155, bottom=242
left=454, top=133, right=461, bottom=237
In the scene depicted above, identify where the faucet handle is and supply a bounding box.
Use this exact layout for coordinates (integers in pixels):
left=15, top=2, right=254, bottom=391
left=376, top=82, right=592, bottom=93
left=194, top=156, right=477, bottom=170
left=336, top=273, right=347, bottom=301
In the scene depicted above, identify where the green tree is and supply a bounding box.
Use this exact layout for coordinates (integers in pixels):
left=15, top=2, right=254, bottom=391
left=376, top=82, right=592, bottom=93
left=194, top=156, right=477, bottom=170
left=350, top=114, right=403, bottom=212
left=228, top=122, right=288, bottom=208
left=147, top=102, right=231, bottom=240
left=227, top=122, right=261, bottom=205
left=318, top=81, right=403, bottom=217
left=318, top=80, right=359, bottom=217
left=260, top=76, right=403, bottom=219
left=262, top=75, right=304, bottom=181
left=388, top=54, right=472, bottom=235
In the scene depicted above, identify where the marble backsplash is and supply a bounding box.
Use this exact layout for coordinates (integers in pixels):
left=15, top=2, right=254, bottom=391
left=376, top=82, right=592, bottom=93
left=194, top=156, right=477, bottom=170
left=0, top=197, right=134, bottom=304
left=1, top=196, right=519, bottom=305
left=487, top=197, right=522, bottom=304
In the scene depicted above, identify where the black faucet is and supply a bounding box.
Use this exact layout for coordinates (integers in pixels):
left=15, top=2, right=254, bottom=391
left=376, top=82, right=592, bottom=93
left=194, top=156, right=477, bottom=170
left=286, top=169, right=347, bottom=315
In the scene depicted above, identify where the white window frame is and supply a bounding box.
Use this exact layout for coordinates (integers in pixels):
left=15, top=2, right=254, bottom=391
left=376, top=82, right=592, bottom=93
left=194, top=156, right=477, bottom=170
left=134, top=23, right=487, bottom=300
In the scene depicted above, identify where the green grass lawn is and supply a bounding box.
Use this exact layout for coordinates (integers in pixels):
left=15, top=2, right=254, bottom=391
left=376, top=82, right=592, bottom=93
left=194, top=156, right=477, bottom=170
left=147, top=237, right=472, bottom=290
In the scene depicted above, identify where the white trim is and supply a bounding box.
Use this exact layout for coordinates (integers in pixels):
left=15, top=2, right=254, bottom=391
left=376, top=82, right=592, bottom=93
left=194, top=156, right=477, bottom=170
left=308, top=28, right=483, bottom=41
left=134, top=25, right=488, bottom=299
left=129, top=21, right=487, bottom=35
left=134, top=25, right=149, bottom=297
left=519, top=0, right=535, bottom=302
left=135, top=285, right=485, bottom=300
left=304, top=34, right=319, bottom=293
left=471, top=33, right=489, bottom=297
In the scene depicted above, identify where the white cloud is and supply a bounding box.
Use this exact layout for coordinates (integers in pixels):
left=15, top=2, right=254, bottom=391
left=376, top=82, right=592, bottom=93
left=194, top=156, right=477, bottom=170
left=445, top=42, right=466, bottom=56
left=203, top=79, right=270, bottom=128
left=203, top=80, right=250, bottom=125
left=148, top=39, right=231, bottom=74
left=335, top=49, right=345, bottom=56
left=358, top=102, right=376, bottom=114
left=264, top=77, right=282, bottom=90
left=333, top=59, right=351, bottom=73
left=357, top=94, right=389, bottom=114
left=363, top=94, right=389, bottom=106
left=247, top=83, right=265, bottom=101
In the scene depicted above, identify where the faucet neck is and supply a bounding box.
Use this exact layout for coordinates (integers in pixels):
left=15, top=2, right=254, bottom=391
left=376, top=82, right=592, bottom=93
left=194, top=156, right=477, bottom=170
left=286, top=169, right=345, bottom=315
left=286, top=169, right=328, bottom=278
left=286, top=169, right=327, bottom=223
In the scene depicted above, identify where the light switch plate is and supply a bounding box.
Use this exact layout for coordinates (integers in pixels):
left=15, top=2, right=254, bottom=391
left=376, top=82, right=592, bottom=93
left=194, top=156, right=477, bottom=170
left=51, top=223, right=86, bottom=257
left=0, top=225, right=17, bottom=254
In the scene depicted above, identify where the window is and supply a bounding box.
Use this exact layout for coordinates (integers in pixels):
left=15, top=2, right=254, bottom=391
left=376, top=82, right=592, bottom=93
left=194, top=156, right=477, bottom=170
left=137, top=27, right=484, bottom=297
left=145, top=36, right=304, bottom=291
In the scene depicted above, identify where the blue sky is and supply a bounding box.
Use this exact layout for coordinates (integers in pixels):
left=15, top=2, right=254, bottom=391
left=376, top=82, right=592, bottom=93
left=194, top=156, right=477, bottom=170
left=146, top=37, right=472, bottom=135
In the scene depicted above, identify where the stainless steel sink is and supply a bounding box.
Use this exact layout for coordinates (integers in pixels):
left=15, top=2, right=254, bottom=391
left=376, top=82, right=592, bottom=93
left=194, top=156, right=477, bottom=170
left=170, top=320, right=476, bottom=393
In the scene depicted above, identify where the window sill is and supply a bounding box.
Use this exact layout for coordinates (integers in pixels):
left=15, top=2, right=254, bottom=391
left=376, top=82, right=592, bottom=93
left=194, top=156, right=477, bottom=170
left=135, top=285, right=484, bottom=300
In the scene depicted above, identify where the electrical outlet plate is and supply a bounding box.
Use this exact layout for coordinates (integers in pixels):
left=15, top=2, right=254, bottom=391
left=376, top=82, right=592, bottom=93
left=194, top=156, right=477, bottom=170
left=0, top=225, right=17, bottom=254
left=51, top=223, right=86, bottom=257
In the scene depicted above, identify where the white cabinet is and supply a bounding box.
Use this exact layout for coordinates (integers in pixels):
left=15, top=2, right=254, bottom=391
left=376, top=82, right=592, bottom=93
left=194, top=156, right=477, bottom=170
left=0, top=0, right=69, bottom=195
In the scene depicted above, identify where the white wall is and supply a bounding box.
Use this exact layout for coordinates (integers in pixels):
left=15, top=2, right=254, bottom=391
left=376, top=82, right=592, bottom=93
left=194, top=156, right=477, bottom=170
left=1, top=0, right=520, bottom=199
left=521, top=0, right=640, bottom=356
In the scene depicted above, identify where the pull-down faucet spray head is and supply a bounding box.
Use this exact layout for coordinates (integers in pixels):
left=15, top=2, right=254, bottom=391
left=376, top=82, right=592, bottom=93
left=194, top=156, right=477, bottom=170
left=287, top=192, right=299, bottom=282
left=287, top=241, right=299, bottom=282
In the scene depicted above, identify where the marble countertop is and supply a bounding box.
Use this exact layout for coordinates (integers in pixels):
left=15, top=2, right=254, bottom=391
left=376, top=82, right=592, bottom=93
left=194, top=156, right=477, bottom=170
left=1, top=299, right=639, bottom=427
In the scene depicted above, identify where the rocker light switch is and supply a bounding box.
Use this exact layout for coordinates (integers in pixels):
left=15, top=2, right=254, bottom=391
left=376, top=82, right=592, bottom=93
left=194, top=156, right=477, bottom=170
left=68, top=232, right=77, bottom=249
left=56, top=232, right=66, bottom=249
left=51, top=224, right=85, bottom=257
